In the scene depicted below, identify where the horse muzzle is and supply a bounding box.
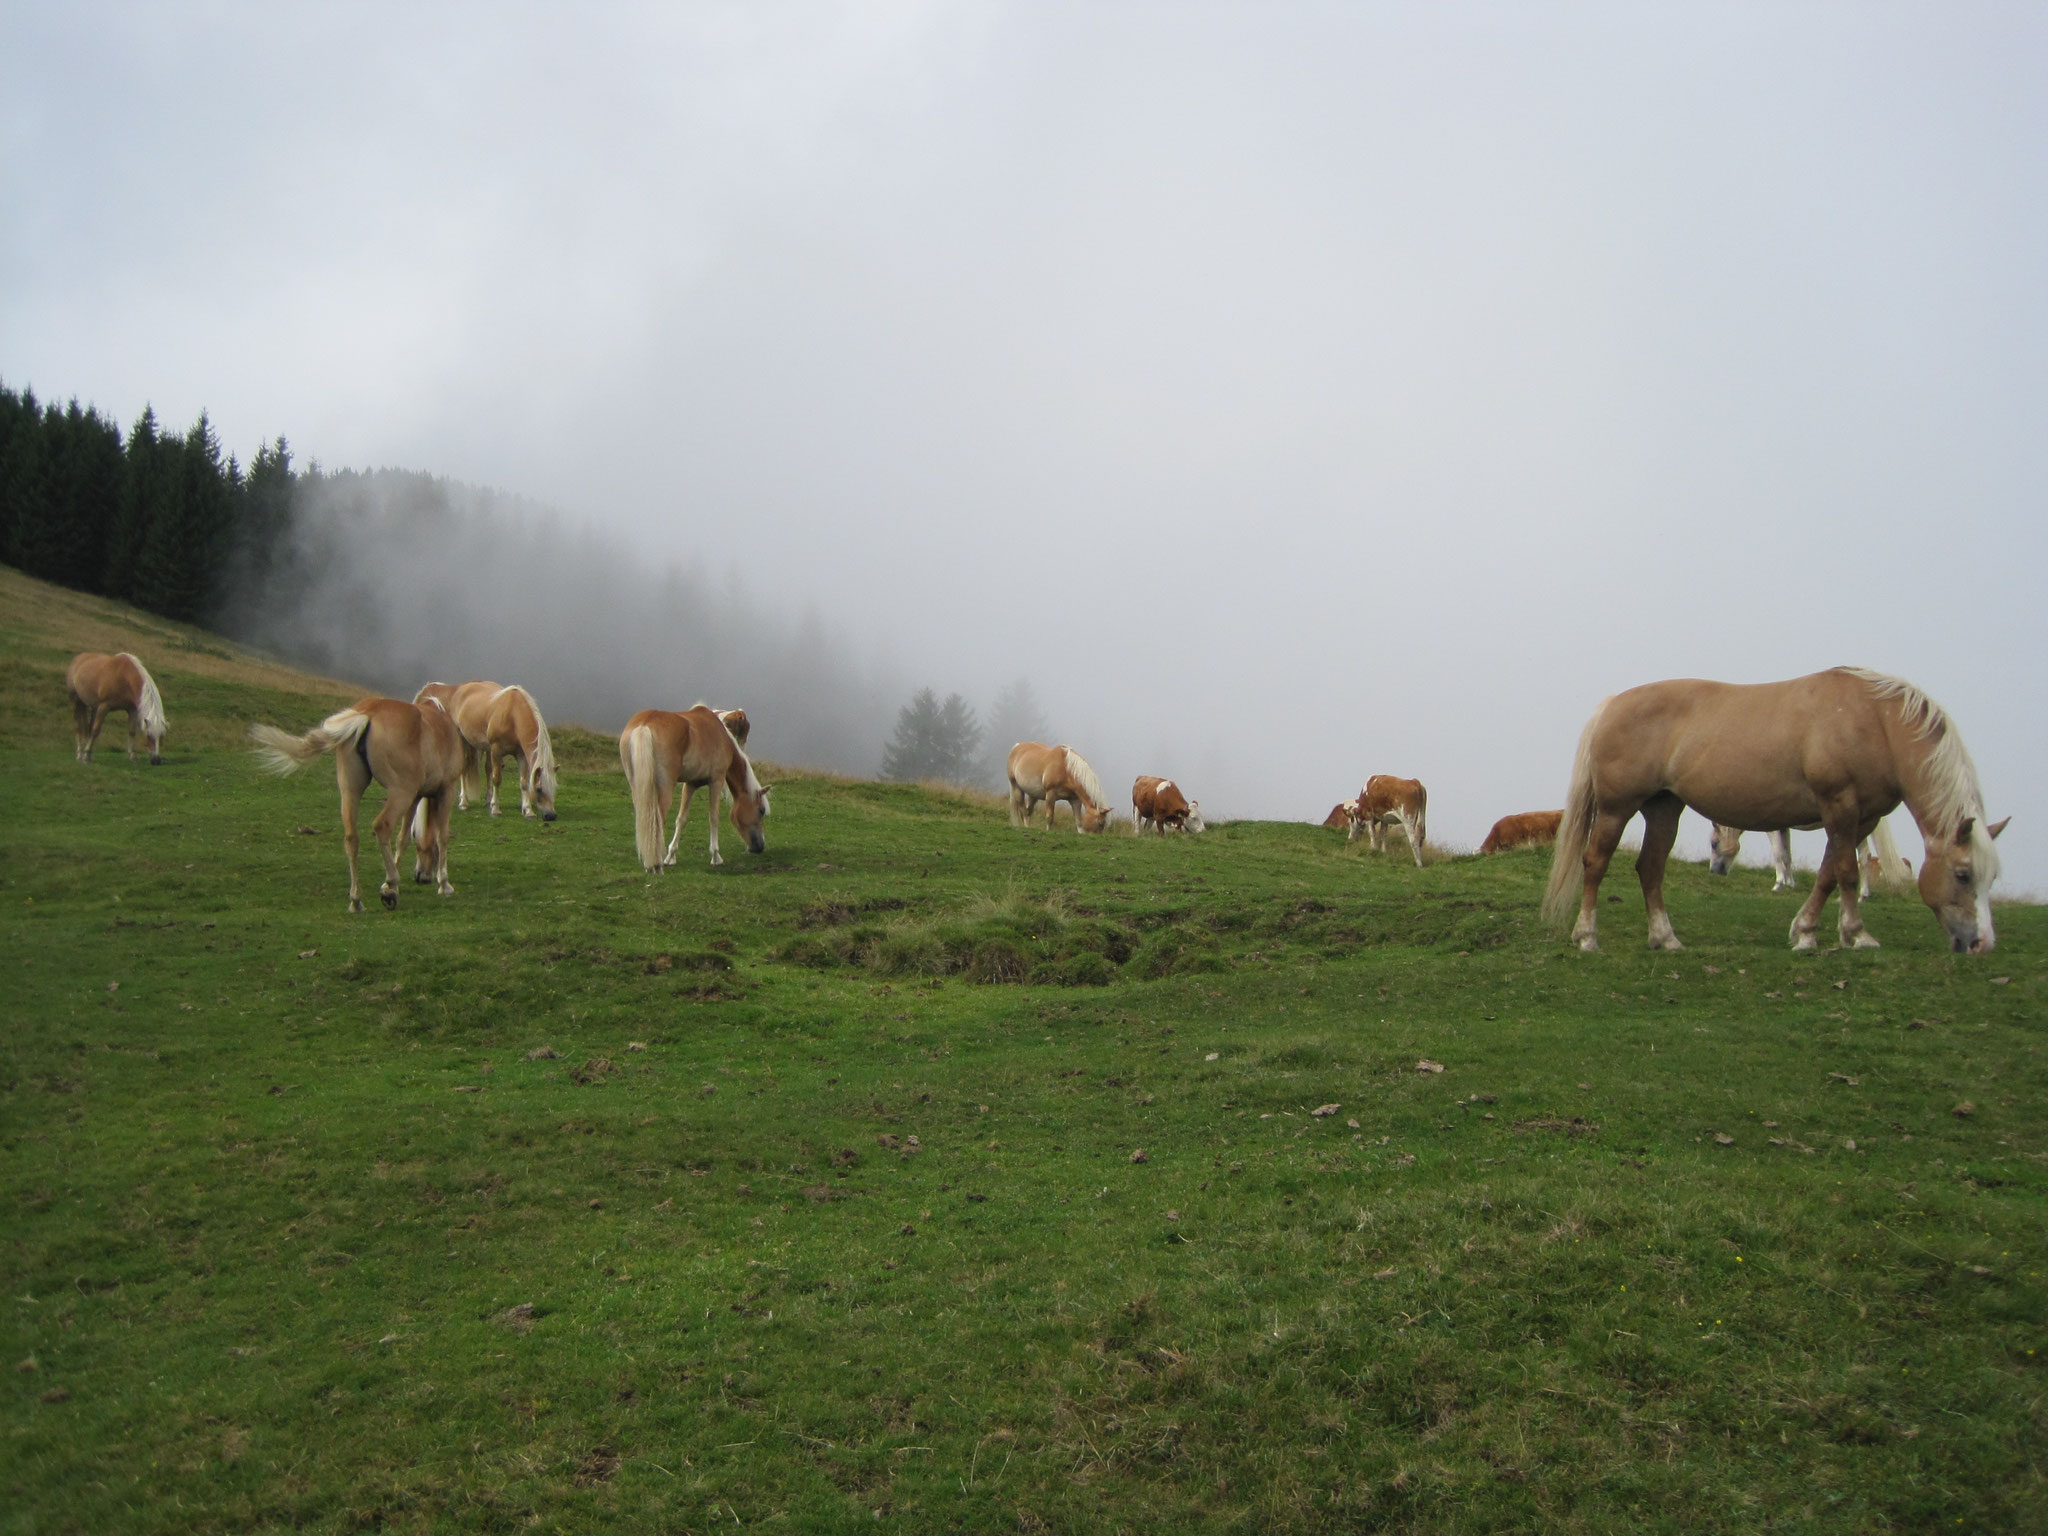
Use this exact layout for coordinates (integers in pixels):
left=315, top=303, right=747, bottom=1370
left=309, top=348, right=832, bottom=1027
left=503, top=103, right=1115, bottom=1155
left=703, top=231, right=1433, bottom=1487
left=542, top=810, right=557, bottom=823
left=747, top=832, right=766, bottom=855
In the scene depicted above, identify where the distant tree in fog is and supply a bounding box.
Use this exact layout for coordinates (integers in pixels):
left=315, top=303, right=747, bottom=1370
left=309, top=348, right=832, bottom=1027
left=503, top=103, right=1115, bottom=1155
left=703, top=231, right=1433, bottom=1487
left=981, top=677, right=1050, bottom=786
left=882, top=688, right=983, bottom=784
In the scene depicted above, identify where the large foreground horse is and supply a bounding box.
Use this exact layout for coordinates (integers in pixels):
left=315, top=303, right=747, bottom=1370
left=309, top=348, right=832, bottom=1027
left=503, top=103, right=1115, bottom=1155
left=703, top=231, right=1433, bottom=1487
left=66, top=651, right=167, bottom=764
left=250, top=698, right=466, bottom=911
left=1544, top=669, right=2007, bottom=953
left=1008, top=743, right=1113, bottom=833
left=618, top=706, right=771, bottom=870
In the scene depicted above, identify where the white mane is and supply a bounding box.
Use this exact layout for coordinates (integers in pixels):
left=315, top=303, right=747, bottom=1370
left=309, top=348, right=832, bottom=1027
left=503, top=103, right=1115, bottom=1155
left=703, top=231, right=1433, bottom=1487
left=502, top=685, right=555, bottom=784
left=1844, top=667, right=1999, bottom=880
left=1062, top=747, right=1105, bottom=809
left=699, top=700, right=762, bottom=794
left=121, top=653, right=167, bottom=739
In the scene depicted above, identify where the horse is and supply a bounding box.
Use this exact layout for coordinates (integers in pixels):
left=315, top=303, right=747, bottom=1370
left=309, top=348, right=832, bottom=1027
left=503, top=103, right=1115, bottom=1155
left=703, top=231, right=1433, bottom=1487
left=1480, top=809, right=1564, bottom=855
left=411, top=681, right=493, bottom=808
left=1132, top=775, right=1205, bottom=834
left=249, top=697, right=466, bottom=912
left=1007, top=742, right=1113, bottom=833
left=1708, top=817, right=1910, bottom=898
left=475, top=685, right=558, bottom=821
left=1346, top=775, right=1429, bottom=867
left=1544, top=668, right=2008, bottom=954
left=618, top=705, right=771, bottom=870
left=66, top=651, right=167, bottom=764
left=1321, top=800, right=1358, bottom=830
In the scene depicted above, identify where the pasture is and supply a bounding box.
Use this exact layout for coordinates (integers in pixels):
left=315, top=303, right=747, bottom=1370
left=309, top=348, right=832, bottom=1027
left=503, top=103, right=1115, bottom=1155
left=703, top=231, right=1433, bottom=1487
left=2, top=567, right=2044, bottom=1534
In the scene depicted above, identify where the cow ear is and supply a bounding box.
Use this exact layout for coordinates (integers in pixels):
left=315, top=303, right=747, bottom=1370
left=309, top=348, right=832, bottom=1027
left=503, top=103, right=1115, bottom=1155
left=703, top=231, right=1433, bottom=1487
left=1988, top=816, right=2010, bottom=840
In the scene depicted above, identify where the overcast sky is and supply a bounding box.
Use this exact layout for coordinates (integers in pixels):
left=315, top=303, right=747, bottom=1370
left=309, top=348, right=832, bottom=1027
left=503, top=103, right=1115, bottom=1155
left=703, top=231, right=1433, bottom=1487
left=6, top=3, right=2044, bottom=898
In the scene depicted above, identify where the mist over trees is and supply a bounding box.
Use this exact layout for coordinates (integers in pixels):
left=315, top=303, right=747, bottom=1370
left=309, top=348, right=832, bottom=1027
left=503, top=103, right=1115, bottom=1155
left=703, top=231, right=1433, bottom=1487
left=981, top=678, right=1051, bottom=787
left=880, top=689, right=983, bottom=785
left=0, top=377, right=918, bottom=774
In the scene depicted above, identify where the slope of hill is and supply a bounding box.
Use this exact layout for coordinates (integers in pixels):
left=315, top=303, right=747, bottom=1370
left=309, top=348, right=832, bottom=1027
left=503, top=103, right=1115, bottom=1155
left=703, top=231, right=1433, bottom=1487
left=2, top=564, right=2042, bottom=1533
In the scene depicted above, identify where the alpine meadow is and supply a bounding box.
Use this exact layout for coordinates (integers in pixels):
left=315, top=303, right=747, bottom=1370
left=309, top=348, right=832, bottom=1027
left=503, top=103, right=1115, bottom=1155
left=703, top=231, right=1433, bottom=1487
left=3, top=564, right=2043, bottom=1534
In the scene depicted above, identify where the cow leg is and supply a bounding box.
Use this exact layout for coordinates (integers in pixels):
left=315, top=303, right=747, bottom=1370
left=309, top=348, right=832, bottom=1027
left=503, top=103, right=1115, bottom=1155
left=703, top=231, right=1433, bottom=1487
left=1636, top=793, right=1686, bottom=950
left=1572, top=808, right=1633, bottom=952
left=1400, top=813, right=1424, bottom=868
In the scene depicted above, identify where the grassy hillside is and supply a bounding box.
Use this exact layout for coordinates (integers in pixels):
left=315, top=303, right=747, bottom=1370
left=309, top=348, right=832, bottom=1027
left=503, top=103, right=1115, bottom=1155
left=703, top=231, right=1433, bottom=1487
left=2, top=564, right=2043, bottom=1534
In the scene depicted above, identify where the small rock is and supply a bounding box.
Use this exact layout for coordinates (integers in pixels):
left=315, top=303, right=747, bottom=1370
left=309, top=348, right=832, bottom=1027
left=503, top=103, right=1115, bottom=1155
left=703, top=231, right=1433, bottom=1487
left=1204, top=1052, right=1219, bottom=1062
left=1578, top=1082, right=1591, bottom=1091
left=626, top=1041, right=647, bottom=1052
left=40, top=1387, right=70, bottom=1403
left=296, top=824, right=318, bottom=835
left=1373, top=1268, right=1396, bottom=1279
left=453, top=1085, right=482, bottom=1093
left=379, top=1333, right=399, bottom=1345
left=298, top=949, right=317, bottom=960
left=1130, top=1148, right=1149, bottom=1164
left=589, top=1199, right=602, bottom=1210
left=965, top=1192, right=986, bottom=1203
left=1713, top=1132, right=1735, bottom=1146
left=106, top=981, right=119, bottom=993
left=1990, top=977, right=2010, bottom=986
left=1828, top=1073, right=1861, bottom=1086
left=1953, top=1101, right=1976, bottom=1118
left=1843, top=1139, right=1858, bottom=1151
left=1832, top=980, right=1847, bottom=991
left=877, top=1134, right=901, bottom=1149
left=899, top=1224, right=915, bottom=1236
left=1311, top=1104, right=1340, bottom=1117
left=1346, top=1118, right=1360, bottom=1129
left=1165, top=1209, right=1180, bottom=1222
left=496, top=1303, right=537, bottom=1334
left=1417, top=1060, right=1444, bottom=1074
left=527, top=1046, right=559, bottom=1060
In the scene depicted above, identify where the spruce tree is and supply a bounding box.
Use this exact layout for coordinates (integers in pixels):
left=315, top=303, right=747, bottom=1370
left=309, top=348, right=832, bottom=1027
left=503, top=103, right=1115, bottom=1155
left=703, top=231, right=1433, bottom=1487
left=981, top=677, right=1052, bottom=787
left=0, top=385, right=48, bottom=573
left=881, top=688, right=984, bottom=784
left=104, top=406, right=163, bottom=599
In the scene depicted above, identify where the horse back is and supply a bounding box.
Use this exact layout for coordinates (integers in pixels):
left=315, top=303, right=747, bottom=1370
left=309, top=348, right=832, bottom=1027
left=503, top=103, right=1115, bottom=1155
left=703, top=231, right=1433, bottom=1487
left=66, top=651, right=133, bottom=706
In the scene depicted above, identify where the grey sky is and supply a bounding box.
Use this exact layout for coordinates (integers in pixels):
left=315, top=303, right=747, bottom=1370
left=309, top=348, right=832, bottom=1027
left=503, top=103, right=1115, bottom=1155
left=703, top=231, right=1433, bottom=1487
left=6, top=3, right=2044, bottom=894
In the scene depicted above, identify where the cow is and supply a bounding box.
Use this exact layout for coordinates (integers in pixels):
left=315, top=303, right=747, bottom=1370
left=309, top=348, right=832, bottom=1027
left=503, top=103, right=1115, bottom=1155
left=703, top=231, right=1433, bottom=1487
left=1479, top=809, right=1564, bottom=855
left=1346, top=775, right=1429, bottom=867
left=1133, top=775, right=1205, bottom=835
left=1321, top=800, right=1358, bottom=829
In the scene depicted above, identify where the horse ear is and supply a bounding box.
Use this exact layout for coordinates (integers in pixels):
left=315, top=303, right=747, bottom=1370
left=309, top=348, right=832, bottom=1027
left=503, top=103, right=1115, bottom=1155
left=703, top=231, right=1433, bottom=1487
left=1988, top=816, right=2010, bottom=840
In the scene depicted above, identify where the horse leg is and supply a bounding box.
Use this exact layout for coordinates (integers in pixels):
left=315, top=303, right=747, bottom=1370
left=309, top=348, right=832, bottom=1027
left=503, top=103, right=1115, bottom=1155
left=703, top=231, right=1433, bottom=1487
left=431, top=791, right=456, bottom=896
left=487, top=747, right=504, bottom=817
left=337, top=752, right=371, bottom=913
left=124, top=706, right=141, bottom=762
left=1572, top=808, right=1632, bottom=952
left=1855, top=839, right=1872, bottom=901
left=519, top=750, right=536, bottom=818
left=84, top=702, right=110, bottom=762
left=372, top=794, right=408, bottom=909
left=665, top=783, right=691, bottom=867
left=1769, top=830, right=1796, bottom=892
left=1635, top=793, right=1686, bottom=950
left=71, top=696, right=92, bottom=761
left=1008, top=779, right=1025, bottom=829
left=706, top=783, right=724, bottom=866
left=1832, top=821, right=1879, bottom=949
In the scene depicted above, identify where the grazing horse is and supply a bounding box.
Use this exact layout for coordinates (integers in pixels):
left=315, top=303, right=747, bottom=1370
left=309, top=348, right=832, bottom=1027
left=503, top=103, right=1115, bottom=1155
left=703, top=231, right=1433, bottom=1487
left=1480, top=809, right=1563, bottom=855
left=66, top=651, right=166, bottom=764
left=618, top=705, right=771, bottom=870
left=476, top=685, right=558, bottom=821
left=1708, top=817, right=1910, bottom=898
left=1346, top=776, right=1429, bottom=867
left=1133, top=775, right=1205, bottom=834
left=1321, top=800, right=1358, bottom=830
left=1544, top=668, right=2008, bottom=954
left=1007, top=743, right=1113, bottom=833
left=249, top=697, right=466, bottom=912
left=411, top=681, right=494, bottom=809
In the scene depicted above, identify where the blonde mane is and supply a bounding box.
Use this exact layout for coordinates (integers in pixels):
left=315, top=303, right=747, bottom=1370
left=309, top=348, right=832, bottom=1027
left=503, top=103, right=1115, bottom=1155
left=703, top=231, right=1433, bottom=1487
left=121, top=653, right=167, bottom=739
left=502, top=685, right=555, bottom=784
left=1062, top=747, right=1105, bottom=810
left=1843, top=667, right=1999, bottom=880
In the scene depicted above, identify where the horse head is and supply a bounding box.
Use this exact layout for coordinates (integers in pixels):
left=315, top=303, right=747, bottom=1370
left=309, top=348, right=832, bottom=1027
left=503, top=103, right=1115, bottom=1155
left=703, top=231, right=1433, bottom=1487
left=732, top=783, right=772, bottom=854
left=1078, top=802, right=1114, bottom=834
left=1707, top=823, right=1740, bottom=875
left=533, top=763, right=558, bottom=822
left=1918, top=815, right=2008, bottom=953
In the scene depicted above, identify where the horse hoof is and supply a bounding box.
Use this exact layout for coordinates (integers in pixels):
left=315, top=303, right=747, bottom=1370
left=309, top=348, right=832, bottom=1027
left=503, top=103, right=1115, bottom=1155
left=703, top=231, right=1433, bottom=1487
left=381, top=889, right=398, bottom=911
left=1649, top=937, right=1685, bottom=952
left=1576, top=936, right=1600, bottom=953
left=1850, top=932, right=1881, bottom=949
left=349, top=898, right=364, bottom=914
left=438, top=884, right=455, bottom=898
left=1790, top=934, right=1817, bottom=952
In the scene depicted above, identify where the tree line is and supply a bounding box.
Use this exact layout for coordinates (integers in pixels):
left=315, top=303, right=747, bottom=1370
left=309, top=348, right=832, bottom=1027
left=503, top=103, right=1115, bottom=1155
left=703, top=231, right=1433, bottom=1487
left=881, top=678, right=1051, bottom=790
left=0, top=380, right=297, bottom=628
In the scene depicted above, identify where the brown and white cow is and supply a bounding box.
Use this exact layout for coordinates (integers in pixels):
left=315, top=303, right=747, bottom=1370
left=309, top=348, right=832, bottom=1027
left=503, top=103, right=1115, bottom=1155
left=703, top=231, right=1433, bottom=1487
left=1346, top=775, right=1428, bottom=867
left=1321, top=800, right=1358, bottom=830
left=1133, top=775, right=1205, bottom=835
left=1479, top=809, right=1563, bottom=855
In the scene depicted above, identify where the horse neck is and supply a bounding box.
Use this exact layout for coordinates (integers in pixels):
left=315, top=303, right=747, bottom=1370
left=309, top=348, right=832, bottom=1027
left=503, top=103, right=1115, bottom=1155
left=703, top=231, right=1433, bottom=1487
left=722, top=746, right=758, bottom=800
left=1883, top=704, right=1976, bottom=848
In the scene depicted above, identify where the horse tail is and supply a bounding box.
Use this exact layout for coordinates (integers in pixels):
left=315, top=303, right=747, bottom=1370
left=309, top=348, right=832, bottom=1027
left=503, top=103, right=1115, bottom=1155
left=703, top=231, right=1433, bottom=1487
left=248, top=708, right=370, bottom=776
left=627, top=724, right=664, bottom=871
left=1871, top=816, right=1909, bottom=884
left=121, top=654, right=168, bottom=739
left=1543, top=699, right=1608, bottom=926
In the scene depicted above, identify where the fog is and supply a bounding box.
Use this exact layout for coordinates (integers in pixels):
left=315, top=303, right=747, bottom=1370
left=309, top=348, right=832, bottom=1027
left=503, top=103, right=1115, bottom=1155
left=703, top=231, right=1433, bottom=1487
left=6, top=4, right=2045, bottom=890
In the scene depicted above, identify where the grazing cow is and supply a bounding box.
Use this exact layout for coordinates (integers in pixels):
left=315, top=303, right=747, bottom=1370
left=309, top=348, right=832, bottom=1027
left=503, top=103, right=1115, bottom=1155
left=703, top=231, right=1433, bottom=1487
left=1133, top=775, right=1205, bottom=834
left=1346, top=775, right=1429, bottom=867
left=1480, top=809, right=1563, bottom=855
left=1321, top=801, right=1358, bottom=829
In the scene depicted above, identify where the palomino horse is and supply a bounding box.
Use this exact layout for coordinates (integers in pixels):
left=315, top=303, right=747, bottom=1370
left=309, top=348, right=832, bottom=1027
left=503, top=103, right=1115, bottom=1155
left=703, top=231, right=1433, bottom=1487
left=1708, top=817, right=1910, bottom=898
left=412, top=681, right=492, bottom=809
left=1132, top=775, right=1205, bottom=834
left=1346, top=776, right=1429, bottom=867
left=66, top=651, right=167, bottom=764
left=250, top=697, right=466, bottom=912
left=1544, top=668, right=2008, bottom=954
left=474, top=685, right=558, bottom=821
left=1480, top=809, right=1563, bottom=855
left=618, top=705, right=771, bottom=870
left=1007, top=743, right=1113, bottom=833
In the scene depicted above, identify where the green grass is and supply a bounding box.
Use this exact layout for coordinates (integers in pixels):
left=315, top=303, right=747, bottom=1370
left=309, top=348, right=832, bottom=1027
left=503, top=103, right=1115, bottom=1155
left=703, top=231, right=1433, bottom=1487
left=3, top=566, right=2044, bottom=1533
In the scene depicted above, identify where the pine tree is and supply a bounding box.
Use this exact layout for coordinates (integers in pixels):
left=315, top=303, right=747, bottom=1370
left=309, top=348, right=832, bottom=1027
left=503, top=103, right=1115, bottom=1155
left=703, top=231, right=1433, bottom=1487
left=218, top=435, right=297, bottom=630
left=0, top=385, right=49, bottom=573
left=132, top=411, right=238, bottom=622
left=104, top=406, right=164, bottom=599
left=881, top=688, right=984, bottom=784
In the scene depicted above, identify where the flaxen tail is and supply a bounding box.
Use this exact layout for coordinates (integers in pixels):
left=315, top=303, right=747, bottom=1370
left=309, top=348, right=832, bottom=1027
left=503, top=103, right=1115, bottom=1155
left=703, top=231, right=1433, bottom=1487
left=626, top=724, right=664, bottom=871
left=1871, top=817, right=1911, bottom=887
left=1542, top=700, right=1608, bottom=926
left=249, top=709, right=370, bottom=775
